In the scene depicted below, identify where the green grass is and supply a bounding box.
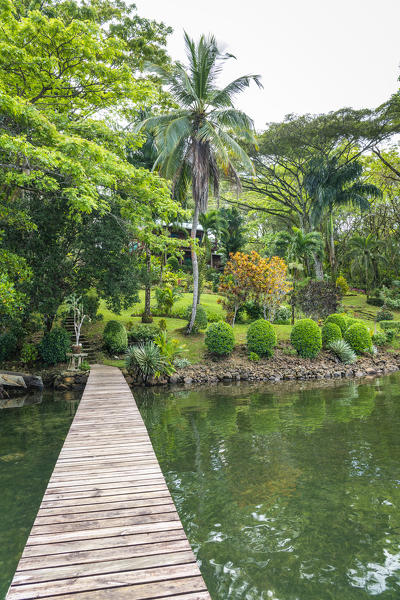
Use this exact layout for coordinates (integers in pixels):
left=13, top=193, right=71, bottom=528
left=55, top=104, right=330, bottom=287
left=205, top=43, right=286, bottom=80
left=86, top=292, right=399, bottom=367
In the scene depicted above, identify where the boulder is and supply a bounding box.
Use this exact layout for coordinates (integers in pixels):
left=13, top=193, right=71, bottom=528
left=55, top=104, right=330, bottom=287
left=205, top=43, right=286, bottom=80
left=0, top=371, right=43, bottom=389
left=0, top=374, right=26, bottom=388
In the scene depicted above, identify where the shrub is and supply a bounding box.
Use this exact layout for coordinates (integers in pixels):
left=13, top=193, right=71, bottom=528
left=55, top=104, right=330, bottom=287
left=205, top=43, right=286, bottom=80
left=155, top=330, right=187, bottom=363
left=379, top=320, right=400, bottom=332
left=166, top=256, right=180, bottom=272
left=0, top=331, right=18, bottom=362
left=322, top=322, right=342, bottom=348
left=296, top=280, right=340, bottom=319
left=344, top=323, right=372, bottom=354
left=336, top=275, right=349, bottom=296
left=103, top=320, right=128, bottom=354
left=204, top=309, right=222, bottom=323
left=80, top=360, right=91, bottom=371
left=329, top=339, right=357, bottom=364
left=366, top=296, right=384, bottom=307
left=242, top=300, right=264, bottom=321
left=248, top=352, right=260, bottom=362
left=325, top=313, right=347, bottom=334
left=158, top=319, right=167, bottom=331
left=39, top=328, right=71, bottom=365
left=127, top=323, right=159, bottom=344
left=290, top=318, right=322, bottom=359
left=247, top=319, right=277, bottom=357
left=383, top=297, right=400, bottom=310
left=376, top=308, right=394, bottom=322
left=385, top=329, right=396, bottom=342
left=185, top=305, right=208, bottom=333
left=20, top=343, right=38, bottom=365
left=205, top=322, right=235, bottom=356
left=273, top=305, right=291, bottom=325
left=344, top=316, right=363, bottom=329
left=372, top=331, right=387, bottom=346
left=125, top=342, right=171, bottom=383
left=173, top=357, right=191, bottom=369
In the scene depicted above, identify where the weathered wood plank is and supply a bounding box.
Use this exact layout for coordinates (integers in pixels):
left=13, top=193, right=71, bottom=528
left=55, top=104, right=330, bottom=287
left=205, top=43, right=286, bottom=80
left=6, top=365, right=210, bottom=599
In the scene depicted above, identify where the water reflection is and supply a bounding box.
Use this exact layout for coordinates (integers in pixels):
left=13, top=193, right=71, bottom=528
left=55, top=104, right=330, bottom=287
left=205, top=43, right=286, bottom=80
left=0, top=389, right=80, bottom=599
left=137, top=375, right=400, bottom=600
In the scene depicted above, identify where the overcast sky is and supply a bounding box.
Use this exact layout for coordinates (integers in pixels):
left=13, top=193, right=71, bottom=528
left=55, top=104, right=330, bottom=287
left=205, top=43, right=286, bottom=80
left=135, top=0, right=400, bottom=130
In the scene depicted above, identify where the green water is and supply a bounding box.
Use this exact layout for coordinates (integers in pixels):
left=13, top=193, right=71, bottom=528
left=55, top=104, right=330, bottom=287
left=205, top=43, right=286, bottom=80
left=0, top=390, right=80, bottom=599
left=136, top=376, right=400, bottom=600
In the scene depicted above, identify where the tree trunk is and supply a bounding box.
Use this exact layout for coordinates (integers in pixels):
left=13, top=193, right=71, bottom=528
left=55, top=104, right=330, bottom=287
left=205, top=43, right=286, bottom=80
left=142, top=247, right=152, bottom=323
left=313, top=254, right=324, bottom=280
left=187, top=202, right=200, bottom=334
left=329, top=212, right=336, bottom=279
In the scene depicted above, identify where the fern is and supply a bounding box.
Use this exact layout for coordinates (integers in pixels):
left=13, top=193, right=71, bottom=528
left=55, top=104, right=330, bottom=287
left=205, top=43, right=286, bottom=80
left=328, top=339, right=357, bottom=364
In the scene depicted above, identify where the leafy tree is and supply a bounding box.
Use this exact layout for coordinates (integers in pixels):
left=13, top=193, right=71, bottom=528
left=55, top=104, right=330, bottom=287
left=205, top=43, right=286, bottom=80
left=296, top=280, right=341, bottom=319
left=274, top=226, right=324, bottom=279
left=140, top=32, right=261, bottom=333
left=218, top=252, right=261, bottom=324
left=304, top=155, right=382, bottom=276
left=345, top=234, right=387, bottom=293
left=219, top=206, right=247, bottom=260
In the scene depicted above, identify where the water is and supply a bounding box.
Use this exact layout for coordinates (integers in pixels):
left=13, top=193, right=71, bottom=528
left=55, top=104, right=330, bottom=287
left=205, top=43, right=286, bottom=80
left=0, top=390, right=80, bottom=598
left=136, top=375, right=400, bottom=600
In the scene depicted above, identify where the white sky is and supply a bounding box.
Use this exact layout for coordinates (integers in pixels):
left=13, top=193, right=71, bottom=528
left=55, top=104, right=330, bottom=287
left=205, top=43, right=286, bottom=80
left=135, top=0, right=400, bottom=130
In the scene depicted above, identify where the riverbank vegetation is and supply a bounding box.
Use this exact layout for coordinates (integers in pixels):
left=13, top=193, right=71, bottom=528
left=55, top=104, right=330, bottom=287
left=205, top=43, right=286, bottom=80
left=2, top=0, right=400, bottom=386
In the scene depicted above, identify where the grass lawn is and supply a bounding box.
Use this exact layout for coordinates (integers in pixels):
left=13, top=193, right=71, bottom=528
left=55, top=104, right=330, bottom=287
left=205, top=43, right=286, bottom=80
left=86, top=291, right=400, bottom=367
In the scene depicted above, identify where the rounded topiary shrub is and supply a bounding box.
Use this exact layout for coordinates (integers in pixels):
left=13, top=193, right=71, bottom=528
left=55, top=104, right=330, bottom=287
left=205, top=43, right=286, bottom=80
left=39, top=328, right=71, bottom=365
left=344, top=323, right=372, bottom=354
left=322, top=322, right=342, bottom=348
left=376, top=308, right=394, bottom=322
left=186, top=305, right=208, bottom=333
left=290, top=318, right=322, bottom=359
left=103, top=320, right=128, bottom=354
left=344, top=316, right=362, bottom=329
left=205, top=321, right=235, bottom=356
left=247, top=319, right=277, bottom=357
left=325, top=313, right=347, bottom=334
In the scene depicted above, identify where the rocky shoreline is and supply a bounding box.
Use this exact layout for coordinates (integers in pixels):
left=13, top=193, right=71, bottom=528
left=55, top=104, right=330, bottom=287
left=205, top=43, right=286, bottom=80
left=127, top=344, right=400, bottom=387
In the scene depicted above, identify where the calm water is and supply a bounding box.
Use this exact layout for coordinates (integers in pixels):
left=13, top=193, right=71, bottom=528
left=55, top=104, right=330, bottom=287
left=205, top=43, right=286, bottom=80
left=136, top=376, right=400, bottom=600
left=0, top=390, right=80, bottom=599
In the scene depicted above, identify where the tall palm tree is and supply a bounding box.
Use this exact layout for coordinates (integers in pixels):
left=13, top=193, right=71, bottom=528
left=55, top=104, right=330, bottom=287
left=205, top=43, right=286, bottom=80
left=345, top=234, right=387, bottom=294
left=304, top=155, right=381, bottom=277
left=139, top=33, right=262, bottom=333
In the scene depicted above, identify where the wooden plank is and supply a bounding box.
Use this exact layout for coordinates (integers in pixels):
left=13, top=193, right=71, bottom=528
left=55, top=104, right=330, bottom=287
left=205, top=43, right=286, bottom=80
left=6, top=365, right=210, bottom=599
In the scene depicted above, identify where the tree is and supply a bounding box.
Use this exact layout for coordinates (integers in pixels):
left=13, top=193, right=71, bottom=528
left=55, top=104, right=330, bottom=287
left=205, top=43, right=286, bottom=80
left=345, top=234, right=387, bottom=294
left=218, top=252, right=260, bottom=325
left=304, top=155, right=382, bottom=276
left=256, top=256, right=292, bottom=321
left=274, top=226, right=324, bottom=279
left=219, top=207, right=247, bottom=260
left=140, top=32, right=262, bottom=333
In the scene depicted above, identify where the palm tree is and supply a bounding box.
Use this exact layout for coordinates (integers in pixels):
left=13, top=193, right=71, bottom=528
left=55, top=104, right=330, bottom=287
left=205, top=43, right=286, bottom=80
left=304, top=155, right=381, bottom=277
left=219, top=206, right=247, bottom=260
left=199, top=210, right=221, bottom=268
left=275, top=226, right=324, bottom=275
left=139, top=33, right=261, bottom=333
left=275, top=226, right=324, bottom=323
left=345, top=234, right=387, bottom=294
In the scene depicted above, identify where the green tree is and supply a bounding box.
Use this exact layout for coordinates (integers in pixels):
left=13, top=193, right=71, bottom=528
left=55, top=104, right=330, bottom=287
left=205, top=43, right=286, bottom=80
left=345, top=234, right=387, bottom=293
left=140, top=32, right=261, bottom=333
left=219, top=206, right=247, bottom=260
left=304, top=155, right=382, bottom=277
left=274, top=226, right=324, bottom=279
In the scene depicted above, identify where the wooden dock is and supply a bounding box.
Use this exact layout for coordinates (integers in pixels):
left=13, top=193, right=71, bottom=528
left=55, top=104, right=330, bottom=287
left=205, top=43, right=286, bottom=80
left=7, top=365, right=210, bottom=600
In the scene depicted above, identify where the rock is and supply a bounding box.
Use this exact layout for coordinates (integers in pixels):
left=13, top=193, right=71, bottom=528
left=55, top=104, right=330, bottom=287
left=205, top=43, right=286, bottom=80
left=183, top=377, right=193, bottom=385
left=0, top=375, right=26, bottom=388
left=365, top=367, right=377, bottom=375
left=169, top=374, right=180, bottom=384
left=355, top=370, right=365, bottom=378
left=0, top=371, right=43, bottom=389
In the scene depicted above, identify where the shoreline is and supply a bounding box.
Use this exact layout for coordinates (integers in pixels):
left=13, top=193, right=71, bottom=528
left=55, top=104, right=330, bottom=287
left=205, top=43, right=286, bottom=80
left=126, top=345, right=400, bottom=387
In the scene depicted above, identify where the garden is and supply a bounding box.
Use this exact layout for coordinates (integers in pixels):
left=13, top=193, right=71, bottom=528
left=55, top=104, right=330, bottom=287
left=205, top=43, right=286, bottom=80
left=2, top=1, right=400, bottom=598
